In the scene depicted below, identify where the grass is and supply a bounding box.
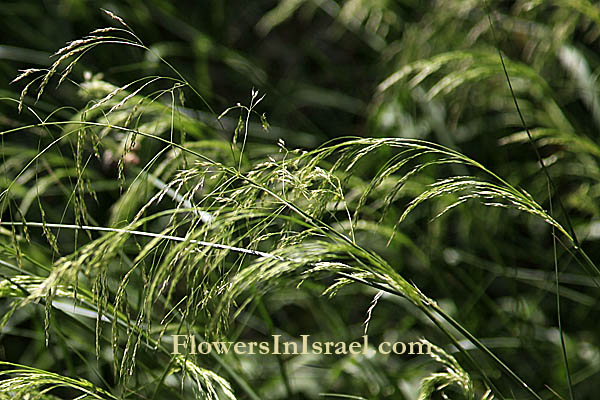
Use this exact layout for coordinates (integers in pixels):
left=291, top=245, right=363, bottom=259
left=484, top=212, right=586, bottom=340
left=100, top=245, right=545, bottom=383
left=1, top=1, right=600, bottom=399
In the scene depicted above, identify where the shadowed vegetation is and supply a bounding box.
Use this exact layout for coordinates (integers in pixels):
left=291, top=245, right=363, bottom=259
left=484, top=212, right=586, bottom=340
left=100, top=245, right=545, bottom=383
left=1, top=1, right=600, bottom=399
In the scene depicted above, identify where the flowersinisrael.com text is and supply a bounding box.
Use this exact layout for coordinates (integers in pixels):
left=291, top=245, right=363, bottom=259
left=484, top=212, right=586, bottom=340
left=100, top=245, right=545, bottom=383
left=170, top=334, right=432, bottom=356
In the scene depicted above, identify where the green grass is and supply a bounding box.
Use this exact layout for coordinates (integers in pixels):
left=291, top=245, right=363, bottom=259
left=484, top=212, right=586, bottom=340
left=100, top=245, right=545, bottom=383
left=1, top=1, right=600, bottom=399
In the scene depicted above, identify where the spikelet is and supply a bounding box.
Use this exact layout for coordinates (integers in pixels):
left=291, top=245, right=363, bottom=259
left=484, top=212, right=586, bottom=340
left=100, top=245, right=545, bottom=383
left=88, top=82, right=135, bottom=112
left=10, top=68, right=41, bottom=84
left=57, top=56, right=81, bottom=86
left=18, top=78, right=39, bottom=113
left=38, top=42, right=99, bottom=101
left=90, top=26, right=125, bottom=34
left=52, top=36, right=104, bottom=58
left=101, top=8, right=130, bottom=28
left=108, top=77, right=160, bottom=114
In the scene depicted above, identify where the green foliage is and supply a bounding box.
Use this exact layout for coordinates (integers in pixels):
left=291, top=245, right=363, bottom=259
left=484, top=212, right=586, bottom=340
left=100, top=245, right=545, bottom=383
left=1, top=1, right=600, bottom=399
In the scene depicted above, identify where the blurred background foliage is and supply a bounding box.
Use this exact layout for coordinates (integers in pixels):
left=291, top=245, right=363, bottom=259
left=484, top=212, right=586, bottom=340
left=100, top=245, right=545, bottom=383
left=1, top=0, right=600, bottom=399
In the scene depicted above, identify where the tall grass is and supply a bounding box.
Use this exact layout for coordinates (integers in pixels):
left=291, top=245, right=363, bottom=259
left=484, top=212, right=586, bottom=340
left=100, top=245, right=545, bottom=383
left=1, top=2, right=600, bottom=399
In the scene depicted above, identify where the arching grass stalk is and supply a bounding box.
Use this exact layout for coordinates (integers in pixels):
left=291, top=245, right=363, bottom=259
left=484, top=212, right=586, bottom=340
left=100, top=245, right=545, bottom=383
left=1, top=219, right=543, bottom=399
left=483, top=0, right=576, bottom=397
